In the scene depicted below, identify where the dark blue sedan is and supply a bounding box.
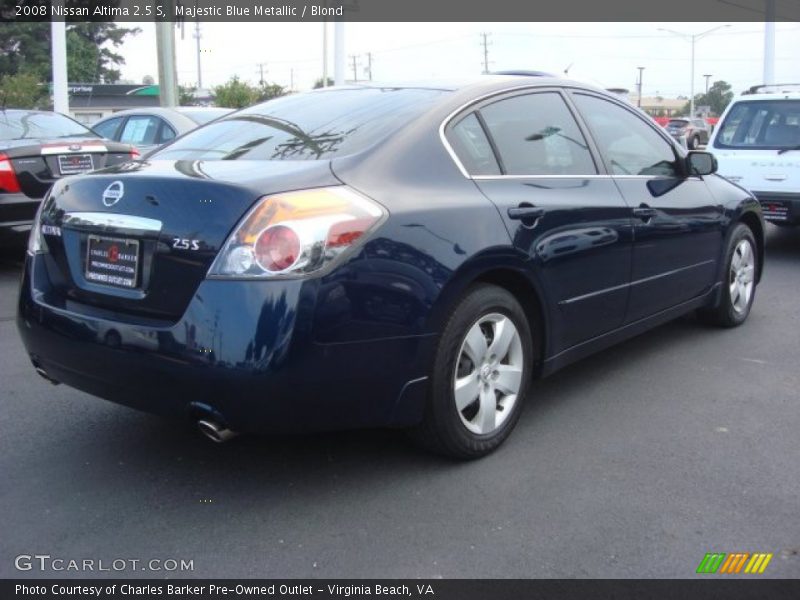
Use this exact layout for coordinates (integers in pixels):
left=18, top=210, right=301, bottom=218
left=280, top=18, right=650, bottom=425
left=17, top=77, right=764, bottom=458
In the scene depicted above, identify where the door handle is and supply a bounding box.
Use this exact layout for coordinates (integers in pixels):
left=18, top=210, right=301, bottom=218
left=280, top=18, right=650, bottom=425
left=633, top=206, right=658, bottom=221
left=508, top=206, right=545, bottom=220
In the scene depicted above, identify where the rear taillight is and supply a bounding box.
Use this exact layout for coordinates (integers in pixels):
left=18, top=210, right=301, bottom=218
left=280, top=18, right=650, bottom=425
left=0, top=152, right=21, bottom=193
left=208, top=186, right=386, bottom=279
left=130, top=148, right=140, bottom=159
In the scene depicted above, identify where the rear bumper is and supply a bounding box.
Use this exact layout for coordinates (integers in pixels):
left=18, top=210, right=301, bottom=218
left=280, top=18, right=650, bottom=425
left=16, top=254, right=433, bottom=433
left=0, top=192, right=40, bottom=244
left=752, top=191, right=800, bottom=224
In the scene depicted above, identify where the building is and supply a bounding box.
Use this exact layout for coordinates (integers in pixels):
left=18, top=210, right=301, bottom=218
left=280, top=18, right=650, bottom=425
left=66, top=83, right=161, bottom=125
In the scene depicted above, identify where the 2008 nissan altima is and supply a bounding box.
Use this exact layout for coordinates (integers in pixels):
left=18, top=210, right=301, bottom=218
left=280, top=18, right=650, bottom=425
left=17, top=76, right=764, bottom=458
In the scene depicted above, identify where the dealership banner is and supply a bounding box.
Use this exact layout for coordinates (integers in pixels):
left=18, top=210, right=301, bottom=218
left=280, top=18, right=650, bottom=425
left=2, top=0, right=800, bottom=22
left=4, top=579, right=800, bottom=599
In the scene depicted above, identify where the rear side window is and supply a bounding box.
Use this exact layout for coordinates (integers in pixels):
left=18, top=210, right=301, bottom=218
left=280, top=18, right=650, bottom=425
left=572, top=93, right=679, bottom=177
left=447, top=113, right=500, bottom=176
left=152, top=88, right=449, bottom=161
left=479, top=92, right=597, bottom=176
left=93, top=117, right=123, bottom=140
left=714, top=100, right=800, bottom=149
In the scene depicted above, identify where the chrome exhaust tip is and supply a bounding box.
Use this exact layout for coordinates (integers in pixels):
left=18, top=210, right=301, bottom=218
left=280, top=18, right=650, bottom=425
left=197, top=419, right=239, bottom=443
left=33, top=365, right=60, bottom=385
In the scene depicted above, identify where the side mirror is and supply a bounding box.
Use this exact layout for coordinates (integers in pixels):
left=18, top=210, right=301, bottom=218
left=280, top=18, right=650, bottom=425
left=686, top=151, right=717, bottom=176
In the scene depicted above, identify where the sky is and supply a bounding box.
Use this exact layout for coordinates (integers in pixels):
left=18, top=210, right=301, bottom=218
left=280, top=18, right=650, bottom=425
left=116, top=22, right=800, bottom=98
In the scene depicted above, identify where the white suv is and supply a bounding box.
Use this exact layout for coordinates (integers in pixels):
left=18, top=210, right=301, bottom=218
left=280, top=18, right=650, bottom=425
left=708, top=84, right=800, bottom=226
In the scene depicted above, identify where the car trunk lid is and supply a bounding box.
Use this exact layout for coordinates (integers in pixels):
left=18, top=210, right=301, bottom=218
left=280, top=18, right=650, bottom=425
left=38, top=159, right=339, bottom=320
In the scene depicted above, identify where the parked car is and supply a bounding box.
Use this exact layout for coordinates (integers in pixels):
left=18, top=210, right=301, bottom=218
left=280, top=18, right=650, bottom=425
left=92, top=107, right=233, bottom=155
left=708, top=83, right=800, bottom=226
left=664, top=117, right=711, bottom=149
left=18, top=77, right=764, bottom=458
left=0, top=109, right=137, bottom=248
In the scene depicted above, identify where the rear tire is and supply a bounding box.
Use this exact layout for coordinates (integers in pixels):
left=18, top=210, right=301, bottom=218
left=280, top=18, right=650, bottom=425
left=698, top=223, right=758, bottom=327
left=409, top=284, right=534, bottom=459
left=689, top=135, right=700, bottom=149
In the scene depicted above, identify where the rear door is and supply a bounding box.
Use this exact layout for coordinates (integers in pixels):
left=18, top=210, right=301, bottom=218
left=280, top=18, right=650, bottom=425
left=447, top=89, right=634, bottom=352
left=570, top=92, right=724, bottom=323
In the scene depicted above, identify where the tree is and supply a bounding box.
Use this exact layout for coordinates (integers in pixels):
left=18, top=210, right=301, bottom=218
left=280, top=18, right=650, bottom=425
left=256, top=82, right=286, bottom=102
left=0, top=73, right=46, bottom=109
left=179, top=85, right=197, bottom=106
left=213, top=76, right=260, bottom=108
left=313, top=77, right=335, bottom=89
left=676, top=80, right=734, bottom=117
left=0, top=22, right=139, bottom=84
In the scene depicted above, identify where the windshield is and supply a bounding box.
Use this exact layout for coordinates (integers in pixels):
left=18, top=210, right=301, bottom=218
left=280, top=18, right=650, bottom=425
left=0, top=111, right=95, bottom=141
left=152, top=87, right=450, bottom=161
left=714, top=100, right=800, bottom=149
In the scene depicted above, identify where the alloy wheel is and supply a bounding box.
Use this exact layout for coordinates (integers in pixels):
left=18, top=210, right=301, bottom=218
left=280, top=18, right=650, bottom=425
left=453, top=313, right=524, bottom=435
left=729, top=239, right=755, bottom=314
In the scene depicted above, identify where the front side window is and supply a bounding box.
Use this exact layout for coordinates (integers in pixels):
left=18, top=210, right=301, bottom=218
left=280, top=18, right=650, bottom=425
left=118, top=116, right=161, bottom=145
left=479, top=92, right=597, bottom=176
left=572, top=94, right=680, bottom=177
left=714, top=100, right=800, bottom=149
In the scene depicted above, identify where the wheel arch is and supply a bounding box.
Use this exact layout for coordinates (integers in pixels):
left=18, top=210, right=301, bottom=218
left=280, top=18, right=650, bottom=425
left=737, top=209, right=765, bottom=283
left=426, top=260, right=550, bottom=375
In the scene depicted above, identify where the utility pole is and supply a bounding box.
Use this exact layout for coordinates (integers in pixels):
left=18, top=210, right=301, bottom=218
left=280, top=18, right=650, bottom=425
left=155, top=21, right=178, bottom=107
left=51, top=17, right=68, bottom=114
left=256, top=63, right=267, bottom=85
left=334, top=21, right=345, bottom=86
left=194, top=21, right=202, bottom=89
left=365, top=52, right=373, bottom=81
left=764, top=0, right=776, bottom=85
left=703, top=74, right=712, bottom=94
left=480, top=32, right=492, bottom=74
left=322, top=21, right=328, bottom=87
left=290, top=68, right=294, bottom=92
left=637, top=66, right=645, bottom=108
left=349, top=55, right=360, bottom=82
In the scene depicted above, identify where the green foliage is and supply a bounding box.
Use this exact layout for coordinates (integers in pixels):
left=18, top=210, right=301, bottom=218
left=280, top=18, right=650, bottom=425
left=313, top=77, right=335, bottom=89
left=0, top=22, right=139, bottom=84
left=676, top=80, right=734, bottom=117
left=0, top=73, right=46, bottom=109
left=179, top=85, right=197, bottom=106
left=213, top=77, right=286, bottom=109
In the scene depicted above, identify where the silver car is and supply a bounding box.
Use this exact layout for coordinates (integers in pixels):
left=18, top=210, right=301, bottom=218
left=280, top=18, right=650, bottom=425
left=91, top=107, right=233, bottom=154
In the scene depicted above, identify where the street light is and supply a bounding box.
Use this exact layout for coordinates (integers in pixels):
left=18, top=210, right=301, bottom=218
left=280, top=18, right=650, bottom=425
left=658, top=24, right=731, bottom=116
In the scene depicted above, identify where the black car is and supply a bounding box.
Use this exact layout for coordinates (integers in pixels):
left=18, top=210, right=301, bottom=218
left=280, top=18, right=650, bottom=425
left=665, top=117, right=711, bottom=149
left=17, top=78, right=764, bottom=458
left=0, top=109, right=136, bottom=247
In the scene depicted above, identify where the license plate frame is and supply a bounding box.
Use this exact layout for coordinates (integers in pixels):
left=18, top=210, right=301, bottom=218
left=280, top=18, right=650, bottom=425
left=85, top=235, right=141, bottom=289
left=58, top=153, right=94, bottom=175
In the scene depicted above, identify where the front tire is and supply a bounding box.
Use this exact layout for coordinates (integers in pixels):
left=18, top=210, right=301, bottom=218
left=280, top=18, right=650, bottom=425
left=698, top=223, right=758, bottom=327
left=410, top=284, right=534, bottom=459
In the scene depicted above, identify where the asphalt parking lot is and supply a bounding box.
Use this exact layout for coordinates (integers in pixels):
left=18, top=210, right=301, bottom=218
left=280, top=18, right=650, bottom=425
left=1, top=225, right=799, bottom=580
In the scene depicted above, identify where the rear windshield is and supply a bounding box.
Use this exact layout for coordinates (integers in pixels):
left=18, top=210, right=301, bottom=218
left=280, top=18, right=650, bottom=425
left=667, top=119, right=689, bottom=127
left=714, top=99, right=800, bottom=149
left=152, top=87, right=450, bottom=161
left=0, top=111, right=95, bottom=141
left=178, top=108, right=232, bottom=125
